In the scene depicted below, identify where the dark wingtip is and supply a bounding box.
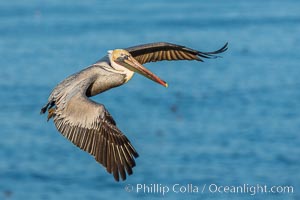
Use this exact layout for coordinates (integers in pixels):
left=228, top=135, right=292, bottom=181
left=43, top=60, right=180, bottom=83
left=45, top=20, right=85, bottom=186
left=113, top=168, right=120, bottom=182
left=217, top=42, right=229, bottom=54
left=206, top=42, right=228, bottom=54
left=198, top=42, right=229, bottom=60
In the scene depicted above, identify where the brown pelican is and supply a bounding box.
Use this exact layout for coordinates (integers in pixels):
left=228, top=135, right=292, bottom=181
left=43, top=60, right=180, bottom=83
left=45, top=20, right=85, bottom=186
left=41, top=42, right=228, bottom=181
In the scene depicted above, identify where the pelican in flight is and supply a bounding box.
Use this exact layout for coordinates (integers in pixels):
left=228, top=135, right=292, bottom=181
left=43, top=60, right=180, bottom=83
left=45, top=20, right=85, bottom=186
left=41, top=42, right=228, bottom=181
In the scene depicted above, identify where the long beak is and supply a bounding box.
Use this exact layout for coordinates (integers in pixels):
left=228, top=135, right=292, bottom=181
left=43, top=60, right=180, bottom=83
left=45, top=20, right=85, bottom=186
left=118, top=56, right=168, bottom=87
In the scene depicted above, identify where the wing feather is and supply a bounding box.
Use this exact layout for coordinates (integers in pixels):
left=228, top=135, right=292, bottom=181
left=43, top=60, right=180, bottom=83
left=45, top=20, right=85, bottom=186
left=126, top=42, right=228, bottom=64
left=44, top=79, right=139, bottom=181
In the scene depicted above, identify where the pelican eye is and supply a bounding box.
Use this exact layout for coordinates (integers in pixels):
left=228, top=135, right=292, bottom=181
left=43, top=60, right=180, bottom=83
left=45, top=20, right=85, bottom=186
left=116, top=53, right=129, bottom=62
left=123, top=55, right=129, bottom=60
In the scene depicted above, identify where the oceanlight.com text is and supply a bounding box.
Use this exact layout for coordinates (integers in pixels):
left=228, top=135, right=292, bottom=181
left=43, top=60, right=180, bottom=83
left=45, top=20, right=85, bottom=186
left=124, top=183, right=294, bottom=196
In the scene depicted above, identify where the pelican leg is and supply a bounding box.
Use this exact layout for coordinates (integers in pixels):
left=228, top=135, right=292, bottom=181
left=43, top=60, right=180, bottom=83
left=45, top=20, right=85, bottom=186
left=47, top=108, right=56, bottom=121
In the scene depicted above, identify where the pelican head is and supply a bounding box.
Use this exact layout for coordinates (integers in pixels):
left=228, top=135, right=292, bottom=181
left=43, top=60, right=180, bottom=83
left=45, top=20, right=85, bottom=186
left=108, top=49, right=168, bottom=87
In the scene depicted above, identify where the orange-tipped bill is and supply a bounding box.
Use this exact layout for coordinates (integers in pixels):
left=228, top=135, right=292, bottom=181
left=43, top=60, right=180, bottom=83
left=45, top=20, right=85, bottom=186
left=117, top=56, right=168, bottom=87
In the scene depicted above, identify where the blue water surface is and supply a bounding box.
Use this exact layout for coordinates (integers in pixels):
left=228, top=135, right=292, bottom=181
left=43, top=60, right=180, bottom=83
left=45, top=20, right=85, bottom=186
left=0, top=0, right=299, bottom=199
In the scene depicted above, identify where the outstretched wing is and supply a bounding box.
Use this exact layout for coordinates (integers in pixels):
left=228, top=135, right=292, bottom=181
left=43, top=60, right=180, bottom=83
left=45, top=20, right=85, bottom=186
left=42, top=78, right=139, bottom=181
left=126, top=42, right=228, bottom=64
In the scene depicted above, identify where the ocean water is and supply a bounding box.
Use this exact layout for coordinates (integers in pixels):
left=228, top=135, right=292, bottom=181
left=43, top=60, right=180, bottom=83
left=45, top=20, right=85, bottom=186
left=0, top=0, right=299, bottom=199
